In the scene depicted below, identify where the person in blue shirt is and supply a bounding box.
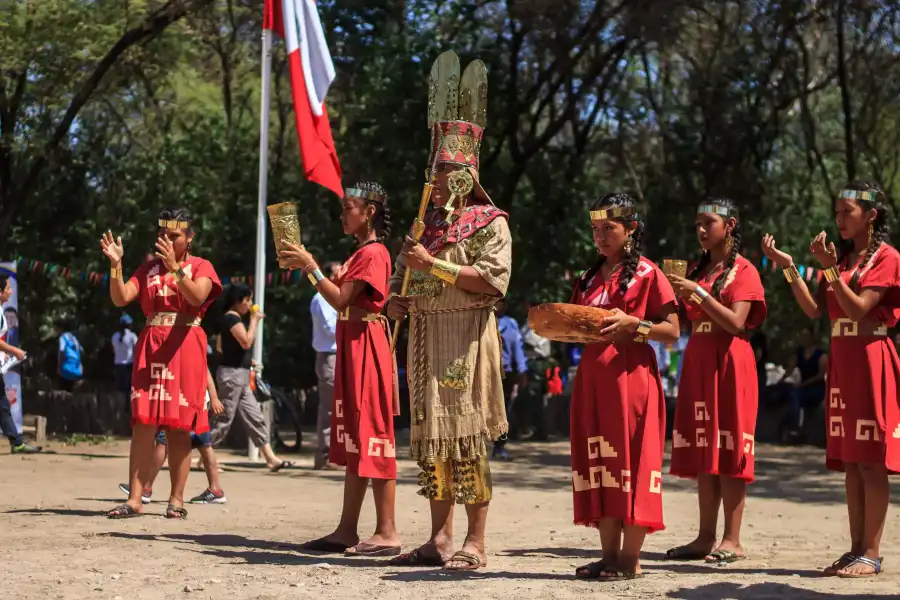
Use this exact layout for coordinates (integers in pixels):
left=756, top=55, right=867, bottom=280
left=494, top=298, right=527, bottom=460
left=310, top=261, right=341, bottom=470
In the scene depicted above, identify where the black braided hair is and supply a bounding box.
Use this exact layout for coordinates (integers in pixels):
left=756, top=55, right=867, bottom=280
left=580, top=192, right=643, bottom=295
left=688, top=198, right=740, bottom=299
left=838, top=180, right=891, bottom=288
left=354, top=181, right=392, bottom=244
left=835, top=180, right=891, bottom=289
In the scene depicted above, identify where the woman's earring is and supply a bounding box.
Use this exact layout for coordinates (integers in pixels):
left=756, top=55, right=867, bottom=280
left=624, top=236, right=634, bottom=255
left=725, top=233, right=734, bottom=254
left=868, top=222, right=874, bottom=245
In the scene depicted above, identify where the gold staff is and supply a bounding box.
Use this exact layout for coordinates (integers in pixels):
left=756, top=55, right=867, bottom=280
left=390, top=51, right=460, bottom=352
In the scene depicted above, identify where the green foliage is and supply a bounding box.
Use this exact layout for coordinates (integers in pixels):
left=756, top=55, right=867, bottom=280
left=2, top=0, right=900, bottom=386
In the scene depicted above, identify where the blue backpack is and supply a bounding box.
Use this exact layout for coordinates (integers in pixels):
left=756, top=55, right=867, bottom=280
left=60, top=332, right=83, bottom=381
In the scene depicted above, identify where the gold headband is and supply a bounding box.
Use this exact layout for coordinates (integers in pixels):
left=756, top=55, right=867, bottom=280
left=840, top=189, right=875, bottom=202
left=158, top=219, right=190, bottom=230
left=697, top=204, right=731, bottom=217
left=344, top=188, right=385, bottom=203
left=589, top=206, right=636, bottom=221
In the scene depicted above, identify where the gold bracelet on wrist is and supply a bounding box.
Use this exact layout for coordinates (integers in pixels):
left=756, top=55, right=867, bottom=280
left=783, top=264, right=801, bottom=284
left=171, top=267, right=185, bottom=283
left=823, top=266, right=840, bottom=282
left=430, top=259, right=461, bottom=285
left=110, top=267, right=123, bottom=281
left=307, top=268, right=325, bottom=285
left=690, top=287, right=710, bottom=305
left=634, top=319, right=652, bottom=343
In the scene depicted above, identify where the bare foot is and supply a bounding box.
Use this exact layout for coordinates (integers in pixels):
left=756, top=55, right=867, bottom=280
left=666, top=536, right=717, bottom=560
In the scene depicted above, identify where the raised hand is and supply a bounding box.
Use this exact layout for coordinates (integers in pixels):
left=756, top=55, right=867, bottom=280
left=761, top=234, right=794, bottom=269
left=101, top=230, right=124, bottom=265
left=155, top=236, right=180, bottom=272
left=809, top=231, right=837, bottom=268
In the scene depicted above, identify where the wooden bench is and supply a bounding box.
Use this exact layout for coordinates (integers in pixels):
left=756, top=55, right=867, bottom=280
left=21, top=414, right=47, bottom=443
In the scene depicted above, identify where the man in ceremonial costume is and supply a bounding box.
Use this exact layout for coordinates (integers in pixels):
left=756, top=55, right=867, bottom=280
left=386, top=50, right=511, bottom=571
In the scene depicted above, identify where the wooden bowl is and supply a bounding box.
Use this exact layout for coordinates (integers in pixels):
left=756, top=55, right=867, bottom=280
left=527, top=303, right=613, bottom=343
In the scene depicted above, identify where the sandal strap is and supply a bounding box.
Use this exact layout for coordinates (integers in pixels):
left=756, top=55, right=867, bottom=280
left=576, top=561, right=608, bottom=577
left=449, top=551, right=481, bottom=565
left=166, top=504, right=188, bottom=517
left=831, top=552, right=857, bottom=567
left=108, top=504, right=134, bottom=515
left=846, top=555, right=881, bottom=573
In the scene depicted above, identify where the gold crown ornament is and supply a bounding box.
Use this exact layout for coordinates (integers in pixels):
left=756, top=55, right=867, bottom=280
left=426, top=50, right=492, bottom=213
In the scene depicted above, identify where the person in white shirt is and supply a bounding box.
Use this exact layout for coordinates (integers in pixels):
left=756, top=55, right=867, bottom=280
left=310, top=262, right=340, bottom=470
left=112, top=313, right=138, bottom=416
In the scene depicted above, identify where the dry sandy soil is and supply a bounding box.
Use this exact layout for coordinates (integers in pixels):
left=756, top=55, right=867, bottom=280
left=1, top=439, right=898, bottom=600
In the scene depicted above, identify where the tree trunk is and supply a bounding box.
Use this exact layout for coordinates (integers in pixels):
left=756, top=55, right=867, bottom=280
left=836, top=0, right=856, bottom=182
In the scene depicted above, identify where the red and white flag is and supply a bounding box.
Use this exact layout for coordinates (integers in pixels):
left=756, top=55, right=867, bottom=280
left=264, top=0, right=342, bottom=196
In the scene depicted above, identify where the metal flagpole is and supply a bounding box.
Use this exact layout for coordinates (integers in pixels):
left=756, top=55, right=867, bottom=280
left=250, top=29, right=273, bottom=461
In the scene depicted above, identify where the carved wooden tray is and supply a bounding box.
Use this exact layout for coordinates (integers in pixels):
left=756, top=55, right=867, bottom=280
left=527, top=303, right=613, bottom=343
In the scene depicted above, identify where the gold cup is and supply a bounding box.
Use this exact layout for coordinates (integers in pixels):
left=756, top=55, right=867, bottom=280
left=662, top=258, right=688, bottom=278
left=266, top=202, right=302, bottom=269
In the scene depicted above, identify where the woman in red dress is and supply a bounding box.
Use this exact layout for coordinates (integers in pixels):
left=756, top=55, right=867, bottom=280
left=666, top=198, right=766, bottom=564
left=569, top=193, right=680, bottom=581
left=762, top=180, right=900, bottom=578
left=101, top=208, right=221, bottom=519
left=280, top=181, right=401, bottom=556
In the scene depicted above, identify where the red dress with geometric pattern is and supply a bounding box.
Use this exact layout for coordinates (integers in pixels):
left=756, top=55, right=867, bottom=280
left=329, top=243, right=398, bottom=479
left=822, top=244, right=900, bottom=473
left=128, top=257, right=221, bottom=433
left=670, top=255, right=766, bottom=482
left=569, top=257, right=676, bottom=533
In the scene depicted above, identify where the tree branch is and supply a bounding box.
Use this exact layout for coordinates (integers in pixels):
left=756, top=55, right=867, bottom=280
left=7, top=0, right=214, bottom=230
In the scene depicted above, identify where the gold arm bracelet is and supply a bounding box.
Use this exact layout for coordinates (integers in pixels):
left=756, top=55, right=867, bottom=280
left=171, top=268, right=185, bottom=283
left=430, top=259, right=461, bottom=285
left=634, top=319, right=652, bottom=343
left=110, top=267, right=123, bottom=281
left=823, top=266, right=840, bottom=282
left=783, top=264, right=801, bottom=284
left=690, top=286, right=710, bottom=305
left=307, top=268, right=325, bottom=285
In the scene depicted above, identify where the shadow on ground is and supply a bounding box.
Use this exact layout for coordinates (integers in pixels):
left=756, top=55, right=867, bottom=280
left=667, top=581, right=894, bottom=599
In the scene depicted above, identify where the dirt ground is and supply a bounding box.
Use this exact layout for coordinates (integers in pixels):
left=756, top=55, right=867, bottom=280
left=1, top=439, right=898, bottom=600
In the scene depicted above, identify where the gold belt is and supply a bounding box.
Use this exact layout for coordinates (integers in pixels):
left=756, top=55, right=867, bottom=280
left=338, top=306, right=380, bottom=322
left=831, top=318, right=888, bottom=338
left=148, top=312, right=202, bottom=327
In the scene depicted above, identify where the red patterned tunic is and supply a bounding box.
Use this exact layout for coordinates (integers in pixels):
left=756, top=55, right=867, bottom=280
left=822, top=244, right=900, bottom=472
left=329, top=243, right=398, bottom=479
left=128, top=257, right=221, bottom=432
left=670, top=255, right=766, bottom=481
left=569, top=257, right=676, bottom=532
